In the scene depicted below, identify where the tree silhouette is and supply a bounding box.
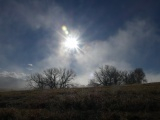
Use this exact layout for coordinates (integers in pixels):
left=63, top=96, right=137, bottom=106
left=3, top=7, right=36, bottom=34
left=27, top=73, right=45, bottom=89
left=59, top=68, right=76, bottom=88
left=118, top=71, right=130, bottom=84
left=27, top=68, right=76, bottom=89
left=88, top=79, right=100, bottom=87
left=94, top=65, right=119, bottom=86
left=44, top=68, right=59, bottom=89
left=90, top=65, right=147, bottom=86
left=132, top=68, right=146, bottom=83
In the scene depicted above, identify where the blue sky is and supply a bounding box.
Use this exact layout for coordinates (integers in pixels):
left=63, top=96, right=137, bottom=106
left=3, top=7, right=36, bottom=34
left=0, top=0, right=160, bottom=88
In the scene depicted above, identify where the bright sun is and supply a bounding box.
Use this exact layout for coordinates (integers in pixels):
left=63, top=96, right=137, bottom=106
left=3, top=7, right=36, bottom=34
left=61, top=25, right=80, bottom=52
left=64, top=35, right=79, bottom=50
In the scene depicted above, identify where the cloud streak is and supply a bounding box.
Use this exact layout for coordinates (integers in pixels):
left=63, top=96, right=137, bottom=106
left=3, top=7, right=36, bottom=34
left=0, top=71, right=27, bottom=89
left=28, top=64, right=33, bottom=67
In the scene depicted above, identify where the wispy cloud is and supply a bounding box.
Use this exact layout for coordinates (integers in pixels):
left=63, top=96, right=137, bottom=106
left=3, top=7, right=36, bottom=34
left=0, top=71, right=26, bottom=79
left=28, top=64, right=33, bottom=67
left=0, top=71, right=27, bottom=89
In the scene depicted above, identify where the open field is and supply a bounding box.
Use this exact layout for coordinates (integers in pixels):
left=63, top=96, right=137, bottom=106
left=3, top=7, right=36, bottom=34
left=0, top=83, right=160, bottom=120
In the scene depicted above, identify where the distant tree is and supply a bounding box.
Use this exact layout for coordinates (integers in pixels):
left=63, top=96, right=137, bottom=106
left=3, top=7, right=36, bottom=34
left=58, top=68, right=76, bottom=88
left=27, top=73, right=46, bottom=89
left=27, top=68, right=76, bottom=89
left=122, top=68, right=147, bottom=84
left=118, top=71, right=130, bottom=85
left=132, top=68, right=147, bottom=83
left=92, top=65, right=147, bottom=86
left=94, top=65, right=120, bottom=86
left=88, top=79, right=100, bottom=87
left=127, top=72, right=136, bottom=84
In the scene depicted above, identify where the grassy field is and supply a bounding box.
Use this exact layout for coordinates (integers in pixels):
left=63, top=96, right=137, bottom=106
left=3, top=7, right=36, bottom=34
left=0, top=83, right=160, bottom=120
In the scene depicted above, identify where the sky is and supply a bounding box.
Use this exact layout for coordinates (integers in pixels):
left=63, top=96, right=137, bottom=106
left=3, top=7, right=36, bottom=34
left=0, top=0, right=160, bottom=88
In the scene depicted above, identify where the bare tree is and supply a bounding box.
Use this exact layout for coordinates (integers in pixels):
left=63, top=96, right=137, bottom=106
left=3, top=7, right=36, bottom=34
left=92, top=65, right=147, bottom=86
left=132, top=68, right=146, bottom=83
left=94, top=65, right=120, bottom=86
left=118, top=71, right=130, bottom=84
left=43, top=68, right=76, bottom=89
left=27, top=73, right=45, bottom=89
left=59, top=68, right=76, bottom=88
left=44, top=68, right=59, bottom=89
left=27, top=68, right=76, bottom=89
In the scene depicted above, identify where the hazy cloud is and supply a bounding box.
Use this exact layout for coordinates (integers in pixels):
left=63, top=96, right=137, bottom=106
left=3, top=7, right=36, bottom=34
left=26, top=68, right=33, bottom=71
left=0, top=71, right=27, bottom=89
left=0, top=71, right=26, bottom=79
left=31, top=19, right=160, bottom=84
left=146, top=73, right=160, bottom=83
left=70, top=19, right=160, bottom=84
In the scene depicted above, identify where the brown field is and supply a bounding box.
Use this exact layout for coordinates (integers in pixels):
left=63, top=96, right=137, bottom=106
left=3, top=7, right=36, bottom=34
left=0, top=83, right=160, bottom=120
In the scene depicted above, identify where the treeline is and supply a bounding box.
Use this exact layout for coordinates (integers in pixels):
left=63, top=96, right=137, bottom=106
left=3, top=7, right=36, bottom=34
left=27, top=65, right=147, bottom=89
left=27, top=68, right=76, bottom=89
left=89, top=65, right=147, bottom=87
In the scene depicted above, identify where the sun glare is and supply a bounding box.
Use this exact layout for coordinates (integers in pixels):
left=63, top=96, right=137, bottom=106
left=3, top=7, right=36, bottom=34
left=64, top=36, right=79, bottom=50
left=61, top=25, right=81, bottom=52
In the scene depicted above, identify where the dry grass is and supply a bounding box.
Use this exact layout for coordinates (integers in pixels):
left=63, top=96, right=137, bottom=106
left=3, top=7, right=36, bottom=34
left=0, top=83, right=160, bottom=120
